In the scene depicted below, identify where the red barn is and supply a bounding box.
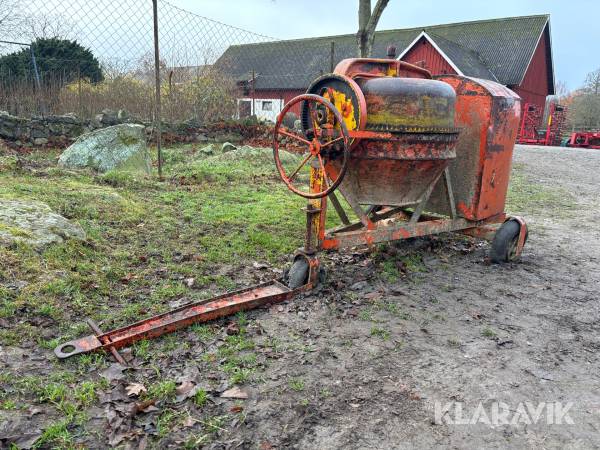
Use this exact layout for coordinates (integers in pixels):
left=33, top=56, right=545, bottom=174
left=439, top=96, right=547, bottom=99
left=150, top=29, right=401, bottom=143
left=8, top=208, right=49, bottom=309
left=217, top=15, right=554, bottom=120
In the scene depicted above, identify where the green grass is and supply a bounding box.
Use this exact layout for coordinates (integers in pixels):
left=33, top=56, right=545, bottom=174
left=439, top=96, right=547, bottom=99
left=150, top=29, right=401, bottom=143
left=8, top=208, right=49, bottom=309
left=0, top=143, right=352, bottom=446
left=370, top=327, right=391, bottom=340
left=33, top=419, right=74, bottom=449
left=146, top=380, right=177, bottom=401
left=194, top=388, right=208, bottom=407
left=0, top=145, right=313, bottom=349
left=506, top=163, right=576, bottom=216
left=288, top=378, right=305, bottom=392
left=481, top=327, right=497, bottom=338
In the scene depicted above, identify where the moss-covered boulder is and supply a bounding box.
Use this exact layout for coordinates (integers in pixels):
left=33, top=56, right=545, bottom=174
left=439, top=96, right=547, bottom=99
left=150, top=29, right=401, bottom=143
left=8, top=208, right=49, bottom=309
left=58, top=124, right=151, bottom=174
left=0, top=199, right=86, bottom=249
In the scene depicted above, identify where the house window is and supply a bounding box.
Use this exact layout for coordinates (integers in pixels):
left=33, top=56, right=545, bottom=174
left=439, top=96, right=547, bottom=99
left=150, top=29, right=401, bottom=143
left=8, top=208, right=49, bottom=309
left=262, top=101, right=273, bottom=111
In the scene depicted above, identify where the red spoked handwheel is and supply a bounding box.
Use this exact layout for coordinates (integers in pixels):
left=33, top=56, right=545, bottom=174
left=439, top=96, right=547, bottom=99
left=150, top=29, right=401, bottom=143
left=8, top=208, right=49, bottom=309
left=273, top=94, right=349, bottom=199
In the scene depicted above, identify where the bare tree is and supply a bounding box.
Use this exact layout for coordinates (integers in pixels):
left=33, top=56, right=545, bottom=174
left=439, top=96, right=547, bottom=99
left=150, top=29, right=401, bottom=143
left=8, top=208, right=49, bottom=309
left=554, top=80, right=570, bottom=101
left=567, top=68, right=600, bottom=130
left=23, top=13, right=74, bottom=40
left=0, top=0, right=24, bottom=47
left=583, top=67, right=600, bottom=95
left=357, top=0, right=390, bottom=57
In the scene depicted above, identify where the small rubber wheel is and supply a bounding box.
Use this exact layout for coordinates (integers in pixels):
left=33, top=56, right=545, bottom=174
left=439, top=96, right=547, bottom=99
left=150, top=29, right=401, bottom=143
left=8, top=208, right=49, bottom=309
left=318, top=266, right=328, bottom=284
left=490, top=220, right=522, bottom=263
left=287, top=258, right=309, bottom=289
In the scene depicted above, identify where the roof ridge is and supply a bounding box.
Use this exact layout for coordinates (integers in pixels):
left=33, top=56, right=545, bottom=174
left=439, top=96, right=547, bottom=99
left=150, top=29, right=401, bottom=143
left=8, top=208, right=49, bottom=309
left=426, top=32, right=499, bottom=82
left=226, top=14, right=550, bottom=48
left=376, top=13, right=549, bottom=35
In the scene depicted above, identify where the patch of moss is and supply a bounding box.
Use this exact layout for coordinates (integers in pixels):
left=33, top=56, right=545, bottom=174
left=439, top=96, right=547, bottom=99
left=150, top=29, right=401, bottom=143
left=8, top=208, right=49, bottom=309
left=116, top=130, right=140, bottom=146
left=0, top=222, right=32, bottom=238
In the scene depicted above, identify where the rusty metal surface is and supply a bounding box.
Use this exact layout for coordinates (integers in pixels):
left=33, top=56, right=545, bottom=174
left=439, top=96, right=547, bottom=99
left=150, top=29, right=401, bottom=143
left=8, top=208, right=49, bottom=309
left=321, top=210, right=507, bottom=250
left=360, top=77, right=456, bottom=131
left=305, top=73, right=367, bottom=147
left=86, top=319, right=128, bottom=366
left=321, top=129, right=457, bottom=207
left=428, top=75, right=521, bottom=221
left=273, top=94, right=349, bottom=199
left=334, top=58, right=432, bottom=80
left=55, top=280, right=299, bottom=359
left=322, top=215, right=473, bottom=249
left=508, top=215, right=528, bottom=259
left=337, top=158, right=449, bottom=207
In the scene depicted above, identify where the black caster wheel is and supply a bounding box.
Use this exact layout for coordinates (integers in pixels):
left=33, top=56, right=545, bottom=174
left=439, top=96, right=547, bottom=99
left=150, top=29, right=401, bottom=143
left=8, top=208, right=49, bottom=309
left=490, top=220, right=527, bottom=263
left=287, top=258, right=309, bottom=289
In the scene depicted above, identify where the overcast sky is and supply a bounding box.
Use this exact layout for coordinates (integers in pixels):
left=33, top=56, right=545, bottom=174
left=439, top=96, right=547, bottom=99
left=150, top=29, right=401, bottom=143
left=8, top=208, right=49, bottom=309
left=169, top=0, right=599, bottom=91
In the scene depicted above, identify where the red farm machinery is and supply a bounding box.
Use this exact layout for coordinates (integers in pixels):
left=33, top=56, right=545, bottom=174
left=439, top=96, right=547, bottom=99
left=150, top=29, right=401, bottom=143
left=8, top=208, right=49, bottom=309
left=55, top=58, right=528, bottom=362
left=517, top=99, right=600, bottom=150
left=517, top=101, right=567, bottom=146
left=567, top=131, right=600, bottom=149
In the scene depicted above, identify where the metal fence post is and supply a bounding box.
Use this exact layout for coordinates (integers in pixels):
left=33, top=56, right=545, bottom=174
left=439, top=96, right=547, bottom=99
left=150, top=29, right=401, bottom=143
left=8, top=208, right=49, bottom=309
left=152, top=0, right=163, bottom=180
left=251, top=69, right=255, bottom=117
left=29, top=46, right=47, bottom=116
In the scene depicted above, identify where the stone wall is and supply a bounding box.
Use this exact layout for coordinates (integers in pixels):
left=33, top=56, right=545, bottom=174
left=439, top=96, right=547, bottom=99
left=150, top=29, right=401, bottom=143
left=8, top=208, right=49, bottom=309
left=0, top=109, right=271, bottom=148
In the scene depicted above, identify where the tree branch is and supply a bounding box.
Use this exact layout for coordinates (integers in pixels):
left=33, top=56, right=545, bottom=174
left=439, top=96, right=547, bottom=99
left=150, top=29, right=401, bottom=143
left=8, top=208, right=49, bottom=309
left=366, top=0, right=389, bottom=33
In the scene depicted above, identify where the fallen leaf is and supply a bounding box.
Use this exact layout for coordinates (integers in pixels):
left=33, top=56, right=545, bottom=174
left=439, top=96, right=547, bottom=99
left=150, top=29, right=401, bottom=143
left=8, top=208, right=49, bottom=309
left=185, top=277, right=195, bottom=288
left=120, top=273, right=136, bottom=284
left=230, top=405, right=244, bottom=413
left=221, top=386, right=248, bottom=399
left=182, top=416, right=197, bottom=428
left=125, top=383, right=147, bottom=397
left=226, top=322, right=240, bottom=335
left=141, top=405, right=159, bottom=413
left=100, top=363, right=127, bottom=382
left=364, top=292, right=382, bottom=301
left=252, top=261, right=269, bottom=269
left=27, top=407, right=43, bottom=417
left=132, top=399, right=158, bottom=415
left=176, top=380, right=195, bottom=395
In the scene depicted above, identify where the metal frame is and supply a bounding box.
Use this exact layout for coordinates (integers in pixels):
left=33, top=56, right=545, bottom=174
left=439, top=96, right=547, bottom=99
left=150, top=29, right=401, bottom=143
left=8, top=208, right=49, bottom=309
left=304, top=156, right=508, bottom=253
left=54, top=60, right=529, bottom=362
left=568, top=131, right=600, bottom=149
left=55, top=279, right=315, bottom=360
left=517, top=101, right=567, bottom=147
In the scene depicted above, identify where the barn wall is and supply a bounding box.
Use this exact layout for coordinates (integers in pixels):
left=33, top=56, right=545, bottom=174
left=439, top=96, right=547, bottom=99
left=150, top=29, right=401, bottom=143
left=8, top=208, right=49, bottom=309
left=512, top=26, right=551, bottom=110
left=400, top=37, right=457, bottom=76
left=238, top=89, right=305, bottom=119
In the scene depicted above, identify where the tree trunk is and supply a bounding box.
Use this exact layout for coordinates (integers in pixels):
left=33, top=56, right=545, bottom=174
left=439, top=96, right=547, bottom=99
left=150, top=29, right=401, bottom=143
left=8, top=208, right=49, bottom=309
left=356, top=0, right=390, bottom=57
left=357, top=0, right=371, bottom=57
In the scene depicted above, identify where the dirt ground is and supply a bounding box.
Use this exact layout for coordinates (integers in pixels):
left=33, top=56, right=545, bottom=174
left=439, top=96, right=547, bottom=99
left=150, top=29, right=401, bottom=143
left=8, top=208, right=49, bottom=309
left=231, top=144, right=600, bottom=449
left=1, top=144, right=599, bottom=449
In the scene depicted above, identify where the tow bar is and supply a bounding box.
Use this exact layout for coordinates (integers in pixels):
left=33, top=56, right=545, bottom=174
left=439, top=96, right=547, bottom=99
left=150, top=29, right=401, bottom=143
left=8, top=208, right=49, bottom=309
left=55, top=278, right=313, bottom=360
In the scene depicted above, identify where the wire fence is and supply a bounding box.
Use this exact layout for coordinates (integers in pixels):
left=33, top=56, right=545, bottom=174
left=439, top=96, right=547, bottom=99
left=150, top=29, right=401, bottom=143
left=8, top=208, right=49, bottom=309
left=0, top=0, right=345, bottom=124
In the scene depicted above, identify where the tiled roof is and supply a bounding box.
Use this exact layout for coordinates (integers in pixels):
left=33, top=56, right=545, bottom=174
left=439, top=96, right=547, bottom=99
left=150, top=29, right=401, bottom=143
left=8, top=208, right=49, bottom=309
left=216, top=14, right=552, bottom=91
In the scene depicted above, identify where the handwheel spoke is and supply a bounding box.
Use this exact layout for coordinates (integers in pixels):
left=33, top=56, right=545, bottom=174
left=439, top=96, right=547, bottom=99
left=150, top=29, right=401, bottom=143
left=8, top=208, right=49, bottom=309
left=273, top=94, right=348, bottom=199
left=288, top=153, right=313, bottom=182
left=278, top=129, right=311, bottom=146
left=321, top=136, right=344, bottom=148
left=317, top=154, right=330, bottom=189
